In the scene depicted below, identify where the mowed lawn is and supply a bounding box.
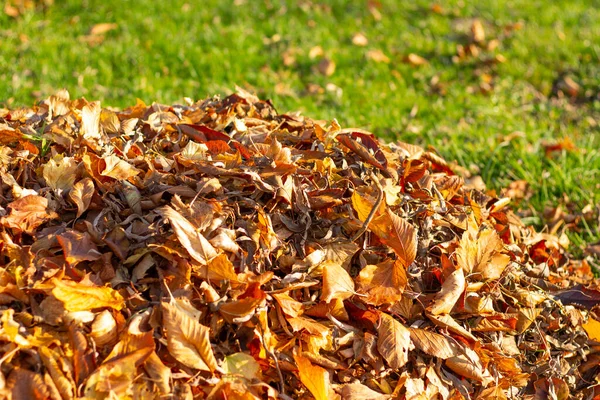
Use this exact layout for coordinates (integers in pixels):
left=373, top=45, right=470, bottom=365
left=1, top=0, right=599, bottom=252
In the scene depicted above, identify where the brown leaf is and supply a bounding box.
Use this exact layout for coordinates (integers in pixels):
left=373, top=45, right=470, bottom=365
left=161, top=299, right=218, bottom=372
left=157, top=205, right=218, bottom=265
left=0, top=195, right=59, bottom=234
left=377, top=312, right=411, bottom=369
left=317, top=57, right=336, bottom=76
left=429, top=267, right=465, bottom=315
left=57, top=230, right=102, bottom=266
left=69, top=178, right=95, bottom=217
left=51, top=277, right=125, bottom=312
left=7, top=368, right=51, bottom=400
left=339, top=382, right=390, bottom=399
left=409, top=328, right=460, bottom=359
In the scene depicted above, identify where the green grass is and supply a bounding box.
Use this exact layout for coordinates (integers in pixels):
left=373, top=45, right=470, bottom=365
left=1, top=0, right=599, bottom=253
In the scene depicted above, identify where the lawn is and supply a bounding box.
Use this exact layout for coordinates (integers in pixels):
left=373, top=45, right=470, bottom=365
left=1, top=0, right=599, bottom=252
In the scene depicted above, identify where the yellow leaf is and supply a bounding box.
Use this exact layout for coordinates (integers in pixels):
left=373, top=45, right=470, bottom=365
left=161, top=300, right=218, bottom=372
left=100, top=155, right=141, bottom=180
left=81, top=101, right=102, bottom=140
left=321, top=261, right=355, bottom=303
left=51, top=278, right=124, bottom=312
left=272, top=292, right=303, bottom=317
left=294, top=354, right=331, bottom=400
left=223, top=352, right=262, bottom=380
left=377, top=313, right=412, bottom=369
left=582, top=317, right=600, bottom=342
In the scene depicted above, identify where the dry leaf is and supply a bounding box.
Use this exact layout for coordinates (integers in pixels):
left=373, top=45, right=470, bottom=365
left=90, top=22, right=118, bottom=36
left=406, top=53, right=428, bottom=66
left=367, top=49, right=390, bottom=63
left=161, top=299, right=218, bottom=372
left=0, top=195, right=59, bottom=233
left=157, top=205, right=218, bottom=264
left=321, top=261, right=355, bottom=303
left=69, top=178, right=95, bottom=217
left=317, top=58, right=336, bottom=76
left=357, top=259, right=407, bottom=305
left=377, top=312, right=411, bottom=369
left=294, top=354, right=331, bottom=400
left=409, top=328, right=460, bottom=359
left=352, top=32, right=368, bottom=46
left=430, top=267, right=465, bottom=315
left=42, top=154, right=79, bottom=194
left=51, top=278, right=125, bottom=312
left=223, top=352, right=262, bottom=380
left=57, top=230, right=102, bottom=266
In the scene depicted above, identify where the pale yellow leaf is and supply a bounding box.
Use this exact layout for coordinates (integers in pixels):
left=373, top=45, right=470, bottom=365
left=223, top=352, right=262, bottom=380
left=42, top=154, right=79, bottom=194
left=161, top=300, right=218, bottom=372
left=340, top=382, right=390, bottom=399
left=81, top=101, right=101, bottom=140
left=377, top=313, right=411, bottom=369
left=100, top=155, right=141, bottom=180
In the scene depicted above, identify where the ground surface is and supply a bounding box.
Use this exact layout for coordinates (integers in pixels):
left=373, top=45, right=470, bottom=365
left=1, top=0, right=599, bottom=250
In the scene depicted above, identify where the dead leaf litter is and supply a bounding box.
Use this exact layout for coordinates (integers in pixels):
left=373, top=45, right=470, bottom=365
left=0, top=89, right=598, bottom=399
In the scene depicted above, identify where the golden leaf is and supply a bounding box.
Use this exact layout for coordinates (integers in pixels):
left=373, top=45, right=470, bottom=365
left=161, top=300, right=218, bottom=372
left=51, top=278, right=124, bottom=312
left=294, top=354, right=331, bottom=400
left=321, top=261, right=355, bottom=303
left=457, top=225, right=510, bottom=280
left=582, top=317, right=600, bottom=342
left=377, top=313, right=411, bottom=369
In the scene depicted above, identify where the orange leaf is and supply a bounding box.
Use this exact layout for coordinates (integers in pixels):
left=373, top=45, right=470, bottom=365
left=582, top=317, right=600, bottom=342
left=357, top=259, right=406, bottom=306
left=294, top=354, right=331, bottom=400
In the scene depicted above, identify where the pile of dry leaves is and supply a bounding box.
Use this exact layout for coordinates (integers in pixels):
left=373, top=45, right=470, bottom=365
left=0, top=89, right=599, bottom=400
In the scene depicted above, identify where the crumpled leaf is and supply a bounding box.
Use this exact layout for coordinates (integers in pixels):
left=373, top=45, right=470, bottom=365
left=69, top=178, right=95, bottom=217
left=157, top=205, right=218, bottom=264
left=42, top=154, right=79, bottom=194
left=357, top=259, right=407, bottom=306
left=430, top=267, right=465, bottom=315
